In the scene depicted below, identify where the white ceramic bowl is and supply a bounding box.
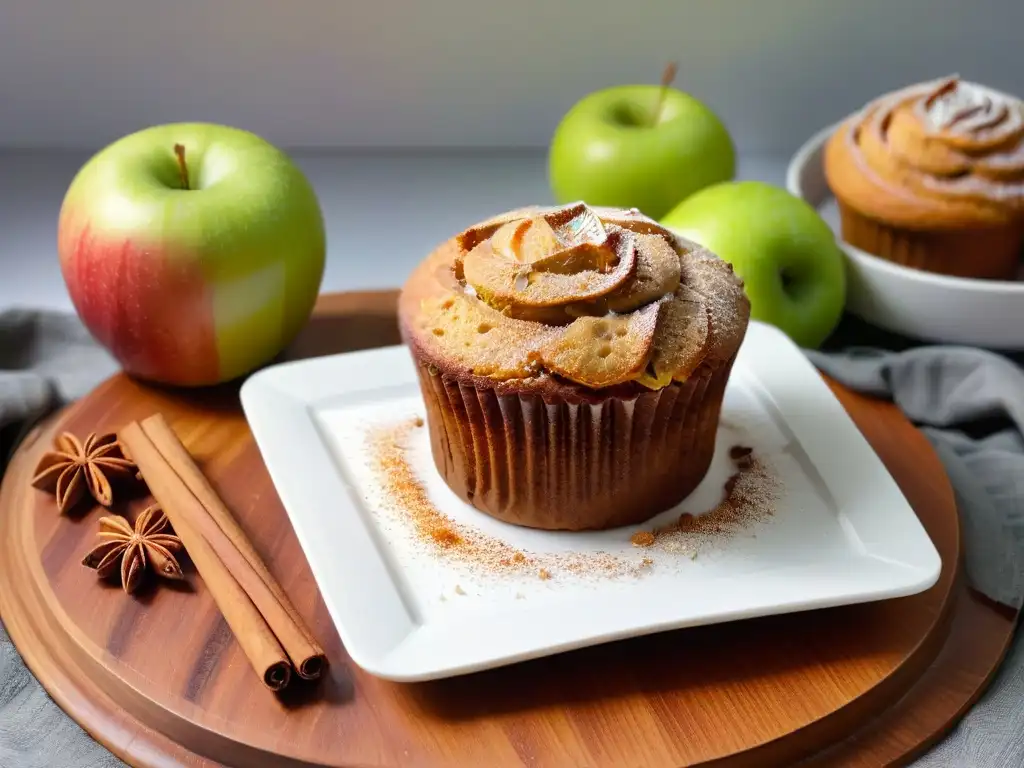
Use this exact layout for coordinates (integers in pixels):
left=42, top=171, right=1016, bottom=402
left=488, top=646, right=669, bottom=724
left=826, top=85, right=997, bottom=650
left=786, top=123, right=1024, bottom=350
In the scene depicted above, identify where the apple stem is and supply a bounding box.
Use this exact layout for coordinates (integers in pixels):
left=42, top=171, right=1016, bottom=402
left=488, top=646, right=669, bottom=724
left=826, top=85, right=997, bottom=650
left=173, top=143, right=190, bottom=191
left=652, top=61, right=678, bottom=127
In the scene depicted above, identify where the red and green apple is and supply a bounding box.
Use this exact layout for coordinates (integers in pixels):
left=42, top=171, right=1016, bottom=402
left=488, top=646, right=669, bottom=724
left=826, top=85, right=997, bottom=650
left=57, top=122, right=326, bottom=387
left=547, top=80, right=735, bottom=220
left=661, top=181, right=847, bottom=349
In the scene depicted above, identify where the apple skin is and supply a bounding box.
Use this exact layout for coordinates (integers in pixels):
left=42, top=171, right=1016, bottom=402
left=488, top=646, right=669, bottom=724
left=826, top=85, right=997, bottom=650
left=57, top=122, right=326, bottom=387
left=661, top=181, right=846, bottom=349
left=548, top=85, right=735, bottom=220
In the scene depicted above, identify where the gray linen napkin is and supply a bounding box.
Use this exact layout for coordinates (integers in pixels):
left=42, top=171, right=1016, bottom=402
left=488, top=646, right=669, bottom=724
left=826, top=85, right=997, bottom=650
left=1, top=309, right=1023, bottom=768
left=0, top=310, right=124, bottom=768
left=807, top=345, right=1024, bottom=768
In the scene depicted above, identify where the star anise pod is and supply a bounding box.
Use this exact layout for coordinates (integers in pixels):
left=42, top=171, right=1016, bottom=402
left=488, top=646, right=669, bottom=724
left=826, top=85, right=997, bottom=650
left=31, top=432, right=137, bottom=514
left=82, top=505, right=185, bottom=594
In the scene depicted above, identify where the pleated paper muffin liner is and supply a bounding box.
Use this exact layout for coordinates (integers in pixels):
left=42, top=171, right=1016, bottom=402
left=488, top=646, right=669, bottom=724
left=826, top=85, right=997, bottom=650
left=837, top=202, right=1023, bottom=281
left=414, top=357, right=736, bottom=532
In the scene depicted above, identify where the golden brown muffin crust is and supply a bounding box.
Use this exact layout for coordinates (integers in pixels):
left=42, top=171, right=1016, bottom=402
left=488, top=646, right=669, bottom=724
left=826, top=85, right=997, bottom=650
left=398, top=203, right=750, bottom=403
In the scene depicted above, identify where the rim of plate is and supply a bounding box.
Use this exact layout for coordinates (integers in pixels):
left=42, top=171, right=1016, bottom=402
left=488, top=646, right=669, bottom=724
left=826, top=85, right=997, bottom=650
left=785, top=121, right=1024, bottom=297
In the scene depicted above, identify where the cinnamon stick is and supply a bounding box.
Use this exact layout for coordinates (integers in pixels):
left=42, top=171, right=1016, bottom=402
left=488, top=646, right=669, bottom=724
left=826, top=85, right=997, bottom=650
left=119, top=422, right=293, bottom=691
left=137, top=413, right=327, bottom=680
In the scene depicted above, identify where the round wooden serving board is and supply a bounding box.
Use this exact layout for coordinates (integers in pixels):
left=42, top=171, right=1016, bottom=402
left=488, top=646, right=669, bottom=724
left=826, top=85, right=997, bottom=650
left=0, top=291, right=1018, bottom=768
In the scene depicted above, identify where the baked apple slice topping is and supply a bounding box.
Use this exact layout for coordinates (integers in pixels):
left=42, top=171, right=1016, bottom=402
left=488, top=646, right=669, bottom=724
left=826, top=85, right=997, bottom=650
left=539, top=302, right=660, bottom=388
left=463, top=222, right=637, bottom=316
left=636, top=285, right=709, bottom=389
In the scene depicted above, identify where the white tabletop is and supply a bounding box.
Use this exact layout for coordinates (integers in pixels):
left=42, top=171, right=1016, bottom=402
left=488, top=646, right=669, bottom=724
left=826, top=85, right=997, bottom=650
left=0, top=150, right=786, bottom=312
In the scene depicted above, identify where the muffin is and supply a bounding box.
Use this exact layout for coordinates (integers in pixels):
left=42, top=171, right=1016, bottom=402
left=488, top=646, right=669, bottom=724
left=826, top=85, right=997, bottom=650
left=398, top=203, right=750, bottom=532
left=824, top=75, right=1024, bottom=279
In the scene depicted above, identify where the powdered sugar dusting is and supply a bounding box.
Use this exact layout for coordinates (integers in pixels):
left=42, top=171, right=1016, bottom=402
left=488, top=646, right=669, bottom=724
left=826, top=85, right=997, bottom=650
left=921, top=77, right=1014, bottom=134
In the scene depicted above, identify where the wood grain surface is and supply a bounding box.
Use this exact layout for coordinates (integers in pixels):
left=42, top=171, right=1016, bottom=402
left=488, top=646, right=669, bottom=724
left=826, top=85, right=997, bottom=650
left=0, top=290, right=1017, bottom=768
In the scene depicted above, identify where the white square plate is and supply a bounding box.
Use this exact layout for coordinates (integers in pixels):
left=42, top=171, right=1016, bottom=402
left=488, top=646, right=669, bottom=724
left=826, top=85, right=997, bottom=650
left=240, top=321, right=941, bottom=682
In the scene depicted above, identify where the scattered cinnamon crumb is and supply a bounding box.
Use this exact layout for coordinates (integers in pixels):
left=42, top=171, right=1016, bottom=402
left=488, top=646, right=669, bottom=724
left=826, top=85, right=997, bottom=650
left=413, top=417, right=424, bottom=428
left=538, top=568, right=551, bottom=581
left=630, top=531, right=655, bottom=547
left=499, top=551, right=531, bottom=567
left=454, top=584, right=466, bottom=595
left=430, top=527, right=463, bottom=547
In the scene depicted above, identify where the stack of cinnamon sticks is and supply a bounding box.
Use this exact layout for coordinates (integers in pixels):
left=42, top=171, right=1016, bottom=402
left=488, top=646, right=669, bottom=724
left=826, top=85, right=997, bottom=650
left=119, top=414, right=326, bottom=692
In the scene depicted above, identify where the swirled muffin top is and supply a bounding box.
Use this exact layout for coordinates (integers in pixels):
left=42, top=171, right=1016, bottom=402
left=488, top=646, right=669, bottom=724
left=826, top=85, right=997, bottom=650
left=398, top=203, right=751, bottom=398
left=825, top=76, right=1024, bottom=228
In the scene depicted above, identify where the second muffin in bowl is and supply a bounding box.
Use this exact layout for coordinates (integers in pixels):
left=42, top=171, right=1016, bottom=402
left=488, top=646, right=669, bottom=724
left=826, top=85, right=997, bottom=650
left=824, top=75, right=1024, bottom=280
left=398, top=203, right=750, bottom=531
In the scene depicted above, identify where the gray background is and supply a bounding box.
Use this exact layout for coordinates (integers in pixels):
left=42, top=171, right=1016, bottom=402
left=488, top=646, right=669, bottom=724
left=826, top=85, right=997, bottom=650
left=1, top=0, right=1020, bottom=153
left=0, top=0, right=1020, bottom=311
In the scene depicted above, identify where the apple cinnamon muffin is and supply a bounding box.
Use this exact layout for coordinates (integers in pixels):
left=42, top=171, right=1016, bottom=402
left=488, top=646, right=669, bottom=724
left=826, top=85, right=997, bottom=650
left=824, top=75, right=1024, bottom=279
left=398, top=203, right=750, bottom=531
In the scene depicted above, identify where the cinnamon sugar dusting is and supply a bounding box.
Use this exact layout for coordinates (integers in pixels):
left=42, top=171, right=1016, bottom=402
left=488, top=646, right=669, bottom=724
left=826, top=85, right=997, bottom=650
left=367, top=417, right=781, bottom=586
left=632, top=445, right=780, bottom=558
left=366, top=417, right=531, bottom=571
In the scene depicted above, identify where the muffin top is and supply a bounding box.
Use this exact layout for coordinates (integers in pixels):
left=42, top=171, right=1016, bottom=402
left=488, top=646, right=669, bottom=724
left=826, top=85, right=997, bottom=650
left=824, top=75, right=1024, bottom=229
left=398, top=203, right=750, bottom=400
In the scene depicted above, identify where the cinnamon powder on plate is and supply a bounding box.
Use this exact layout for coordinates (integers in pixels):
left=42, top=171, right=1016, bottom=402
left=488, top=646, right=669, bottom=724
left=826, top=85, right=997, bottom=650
left=633, top=445, right=780, bottom=557
left=366, top=417, right=528, bottom=569
left=366, top=417, right=634, bottom=580
left=366, top=419, right=781, bottom=584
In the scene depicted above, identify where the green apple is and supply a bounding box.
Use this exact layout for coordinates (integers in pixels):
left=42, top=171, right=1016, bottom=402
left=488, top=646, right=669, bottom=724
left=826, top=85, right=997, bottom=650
left=661, top=181, right=846, bottom=349
left=57, top=122, right=326, bottom=387
left=547, top=84, right=735, bottom=220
